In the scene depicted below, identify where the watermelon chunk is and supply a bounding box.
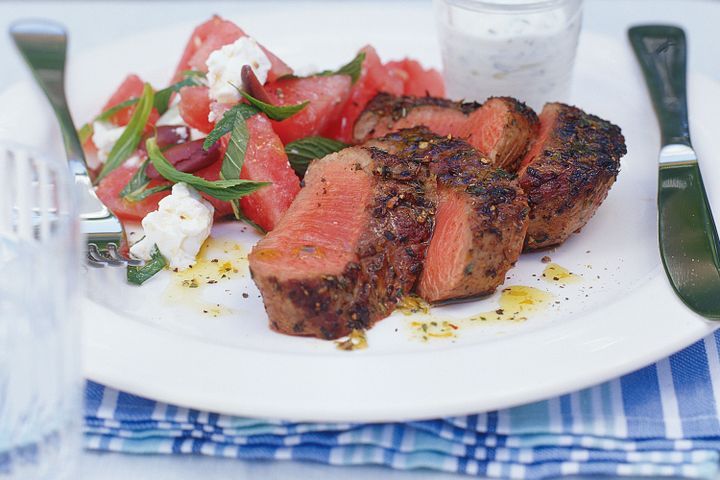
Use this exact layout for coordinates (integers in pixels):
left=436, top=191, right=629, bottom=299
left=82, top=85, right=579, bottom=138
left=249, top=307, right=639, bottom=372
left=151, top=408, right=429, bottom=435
left=172, top=15, right=292, bottom=83
left=178, top=86, right=214, bottom=133
left=265, top=75, right=352, bottom=144
left=101, top=74, right=160, bottom=127
left=225, top=114, right=301, bottom=231
left=321, top=46, right=404, bottom=143
left=95, top=114, right=299, bottom=230
left=95, top=164, right=171, bottom=222
left=385, top=59, right=445, bottom=97
left=95, top=160, right=234, bottom=222
left=192, top=159, right=237, bottom=219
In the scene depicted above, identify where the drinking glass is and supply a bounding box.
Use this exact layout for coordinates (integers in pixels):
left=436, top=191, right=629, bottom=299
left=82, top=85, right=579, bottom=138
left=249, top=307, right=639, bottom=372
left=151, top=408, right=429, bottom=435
left=0, top=144, right=80, bottom=480
left=434, top=0, right=583, bottom=110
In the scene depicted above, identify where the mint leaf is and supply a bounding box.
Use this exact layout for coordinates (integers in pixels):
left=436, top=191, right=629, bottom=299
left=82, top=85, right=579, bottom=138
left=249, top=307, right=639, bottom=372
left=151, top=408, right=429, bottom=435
left=120, top=160, right=172, bottom=202
left=221, top=107, right=253, bottom=221
left=97, top=84, right=155, bottom=182
left=222, top=109, right=251, bottom=181
left=146, top=137, right=269, bottom=201
left=317, top=51, right=366, bottom=84
left=285, top=136, right=347, bottom=177
left=97, top=98, right=138, bottom=122
left=78, top=98, right=138, bottom=144
left=201, top=102, right=272, bottom=224
left=127, top=245, right=167, bottom=285
left=278, top=52, right=366, bottom=85
left=202, top=103, right=258, bottom=151
left=120, top=160, right=150, bottom=198
left=181, top=70, right=207, bottom=79
left=125, top=184, right=172, bottom=202
left=80, top=72, right=206, bottom=143
left=154, top=75, right=206, bottom=115
left=237, top=89, right=308, bottom=121
left=78, top=123, right=94, bottom=144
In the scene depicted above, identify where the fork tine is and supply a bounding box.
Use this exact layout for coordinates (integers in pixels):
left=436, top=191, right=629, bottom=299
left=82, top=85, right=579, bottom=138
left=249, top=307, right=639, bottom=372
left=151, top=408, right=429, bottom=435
left=88, top=243, right=136, bottom=267
left=86, top=250, right=106, bottom=268
left=13, top=149, right=33, bottom=241
left=87, top=244, right=108, bottom=264
left=0, top=150, right=12, bottom=235
left=87, top=243, right=122, bottom=266
left=36, top=157, right=52, bottom=242
left=106, top=243, right=143, bottom=266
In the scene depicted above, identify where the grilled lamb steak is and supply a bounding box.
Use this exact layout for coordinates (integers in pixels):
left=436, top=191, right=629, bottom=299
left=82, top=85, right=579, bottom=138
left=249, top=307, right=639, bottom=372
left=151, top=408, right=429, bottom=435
left=248, top=146, right=436, bottom=339
left=368, top=128, right=529, bottom=303
left=353, top=93, right=539, bottom=172
left=519, top=103, right=627, bottom=250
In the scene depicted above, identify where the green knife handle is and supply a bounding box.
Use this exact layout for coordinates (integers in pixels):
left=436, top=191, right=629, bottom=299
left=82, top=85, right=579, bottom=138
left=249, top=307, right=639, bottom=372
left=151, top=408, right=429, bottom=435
left=629, top=25, right=691, bottom=147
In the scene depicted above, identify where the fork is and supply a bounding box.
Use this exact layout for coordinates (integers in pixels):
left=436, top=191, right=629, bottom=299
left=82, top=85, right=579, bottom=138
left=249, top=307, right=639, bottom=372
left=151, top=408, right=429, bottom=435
left=9, top=20, right=139, bottom=267
left=0, top=143, right=71, bottom=243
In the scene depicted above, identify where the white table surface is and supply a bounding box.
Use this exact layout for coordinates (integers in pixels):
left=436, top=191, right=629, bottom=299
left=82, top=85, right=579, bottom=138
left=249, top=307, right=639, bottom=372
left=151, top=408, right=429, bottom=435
left=2, top=0, right=718, bottom=478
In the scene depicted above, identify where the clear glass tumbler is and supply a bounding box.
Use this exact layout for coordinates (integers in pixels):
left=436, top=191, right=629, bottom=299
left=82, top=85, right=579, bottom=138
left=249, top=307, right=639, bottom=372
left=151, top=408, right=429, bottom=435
left=434, top=0, right=583, bottom=110
left=0, top=144, right=80, bottom=480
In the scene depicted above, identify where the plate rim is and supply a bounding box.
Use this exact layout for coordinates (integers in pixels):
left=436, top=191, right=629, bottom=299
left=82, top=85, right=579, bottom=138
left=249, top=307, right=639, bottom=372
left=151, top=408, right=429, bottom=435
left=80, top=271, right=717, bottom=422
left=4, top=18, right=720, bottom=421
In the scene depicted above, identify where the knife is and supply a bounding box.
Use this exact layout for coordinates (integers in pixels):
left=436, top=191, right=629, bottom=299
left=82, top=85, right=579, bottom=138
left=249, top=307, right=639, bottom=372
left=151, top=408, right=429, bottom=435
left=629, top=25, right=720, bottom=318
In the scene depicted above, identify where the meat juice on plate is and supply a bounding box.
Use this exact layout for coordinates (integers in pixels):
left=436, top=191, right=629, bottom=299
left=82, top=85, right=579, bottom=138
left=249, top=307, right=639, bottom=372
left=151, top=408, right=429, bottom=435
left=434, top=0, right=583, bottom=110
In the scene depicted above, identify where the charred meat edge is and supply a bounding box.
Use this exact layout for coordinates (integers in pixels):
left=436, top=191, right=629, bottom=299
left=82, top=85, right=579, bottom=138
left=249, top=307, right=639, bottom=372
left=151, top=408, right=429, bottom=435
left=519, top=103, right=627, bottom=250
left=252, top=147, right=436, bottom=340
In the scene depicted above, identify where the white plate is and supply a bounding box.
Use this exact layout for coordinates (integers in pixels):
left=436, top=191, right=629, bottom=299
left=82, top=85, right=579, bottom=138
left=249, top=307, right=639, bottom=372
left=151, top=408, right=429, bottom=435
left=2, top=4, right=719, bottom=422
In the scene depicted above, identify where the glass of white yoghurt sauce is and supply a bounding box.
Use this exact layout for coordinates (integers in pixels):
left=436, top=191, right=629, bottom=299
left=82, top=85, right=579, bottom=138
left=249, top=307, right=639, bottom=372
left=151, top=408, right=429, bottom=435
left=434, top=0, right=583, bottom=110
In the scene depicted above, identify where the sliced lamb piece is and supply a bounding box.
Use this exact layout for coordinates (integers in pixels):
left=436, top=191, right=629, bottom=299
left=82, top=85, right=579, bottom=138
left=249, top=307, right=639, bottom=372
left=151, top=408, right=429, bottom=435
left=518, top=103, right=627, bottom=250
left=368, top=128, right=529, bottom=303
left=353, top=93, right=539, bottom=172
left=248, top=146, right=435, bottom=339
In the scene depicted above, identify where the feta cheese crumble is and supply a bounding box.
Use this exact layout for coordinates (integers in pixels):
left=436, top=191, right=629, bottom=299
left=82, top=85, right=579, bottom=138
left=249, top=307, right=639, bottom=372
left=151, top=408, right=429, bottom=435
left=91, top=121, right=125, bottom=164
left=124, top=154, right=142, bottom=168
left=130, top=183, right=214, bottom=270
left=156, top=100, right=185, bottom=127
left=206, top=36, right=271, bottom=107
left=173, top=126, right=189, bottom=142
left=155, top=96, right=204, bottom=140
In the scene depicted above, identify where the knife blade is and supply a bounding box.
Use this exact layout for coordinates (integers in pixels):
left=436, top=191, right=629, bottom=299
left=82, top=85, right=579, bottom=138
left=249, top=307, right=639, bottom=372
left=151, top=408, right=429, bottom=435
left=629, top=25, right=720, bottom=318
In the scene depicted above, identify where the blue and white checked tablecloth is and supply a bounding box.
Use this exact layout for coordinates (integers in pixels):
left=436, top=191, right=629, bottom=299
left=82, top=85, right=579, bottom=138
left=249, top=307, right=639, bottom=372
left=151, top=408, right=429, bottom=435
left=85, top=330, right=720, bottom=479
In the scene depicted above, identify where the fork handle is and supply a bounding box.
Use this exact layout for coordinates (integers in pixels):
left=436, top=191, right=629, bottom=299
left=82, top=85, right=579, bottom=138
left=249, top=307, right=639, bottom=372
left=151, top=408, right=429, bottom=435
left=10, top=20, right=90, bottom=179
left=628, top=25, right=691, bottom=147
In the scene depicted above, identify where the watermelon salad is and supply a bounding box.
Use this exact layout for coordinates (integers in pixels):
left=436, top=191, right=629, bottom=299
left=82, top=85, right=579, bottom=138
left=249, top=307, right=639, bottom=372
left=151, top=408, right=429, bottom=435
left=80, top=15, right=444, bottom=283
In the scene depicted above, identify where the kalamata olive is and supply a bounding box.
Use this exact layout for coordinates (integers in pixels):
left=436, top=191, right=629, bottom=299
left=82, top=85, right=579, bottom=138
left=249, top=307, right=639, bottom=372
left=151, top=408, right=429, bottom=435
left=241, top=65, right=273, bottom=104
left=146, top=139, right=222, bottom=180
left=138, top=125, right=191, bottom=154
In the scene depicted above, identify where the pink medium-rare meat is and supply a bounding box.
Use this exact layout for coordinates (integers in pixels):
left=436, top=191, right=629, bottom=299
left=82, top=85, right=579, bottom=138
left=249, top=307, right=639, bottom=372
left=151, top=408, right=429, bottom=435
left=248, top=146, right=436, bottom=339
left=368, top=128, right=529, bottom=303
left=353, top=93, right=539, bottom=172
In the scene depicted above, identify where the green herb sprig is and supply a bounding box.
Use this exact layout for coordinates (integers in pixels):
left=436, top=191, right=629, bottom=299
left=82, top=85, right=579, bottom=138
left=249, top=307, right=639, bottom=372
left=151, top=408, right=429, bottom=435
left=318, top=51, right=366, bottom=84
left=285, top=136, right=347, bottom=177
left=202, top=103, right=268, bottom=222
left=153, top=75, right=206, bottom=115
left=78, top=98, right=137, bottom=144
left=79, top=72, right=206, bottom=144
left=127, top=244, right=167, bottom=285
left=119, top=160, right=172, bottom=202
left=237, top=89, right=308, bottom=121
left=202, top=104, right=258, bottom=151
left=97, top=83, right=155, bottom=182
left=146, top=137, right=269, bottom=201
left=278, top=52, right=366, bottom=85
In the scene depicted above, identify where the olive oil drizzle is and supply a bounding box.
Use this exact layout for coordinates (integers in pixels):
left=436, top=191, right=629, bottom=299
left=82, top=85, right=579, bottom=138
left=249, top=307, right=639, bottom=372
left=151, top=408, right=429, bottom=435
left=405, top=286, right=554, bottom=342
left=542, top=263, right=582, bottom=285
